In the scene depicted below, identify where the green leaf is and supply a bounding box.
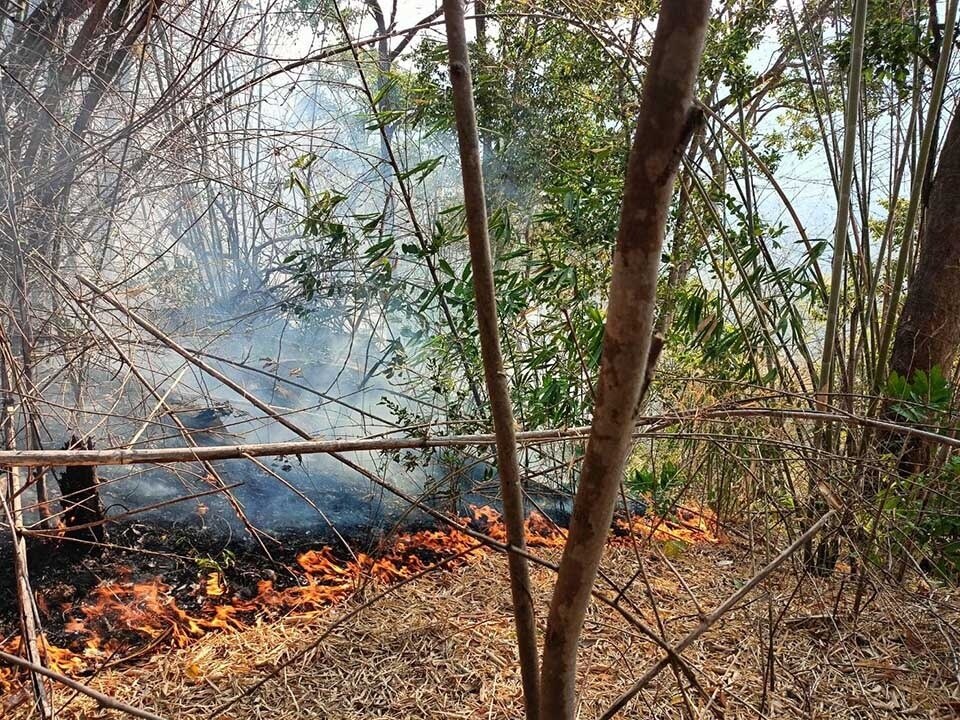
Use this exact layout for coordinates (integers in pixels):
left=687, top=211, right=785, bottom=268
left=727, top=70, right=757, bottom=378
left=397, top=156, right=444, bottom=184
left=438, top=257, right=456, bottom=277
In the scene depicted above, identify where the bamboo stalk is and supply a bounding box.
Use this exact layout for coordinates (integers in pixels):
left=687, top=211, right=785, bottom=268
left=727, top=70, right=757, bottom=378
left=442, top=1, right=540, bottom=715
left=1, top=468, right=52, bottom=719
left=818, top=0, right=869, bottom=402
left=0, top=329, right=52, bottom=718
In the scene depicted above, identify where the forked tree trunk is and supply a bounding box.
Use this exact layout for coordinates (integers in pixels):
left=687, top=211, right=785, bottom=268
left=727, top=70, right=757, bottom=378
left=442, top=2, right=541, bottom=718
left=538, top=2, right=711, bottom=717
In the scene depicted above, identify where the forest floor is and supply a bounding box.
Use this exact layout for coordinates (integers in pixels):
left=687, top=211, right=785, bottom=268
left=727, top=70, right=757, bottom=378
left=6, top=536, right=960, bottom=719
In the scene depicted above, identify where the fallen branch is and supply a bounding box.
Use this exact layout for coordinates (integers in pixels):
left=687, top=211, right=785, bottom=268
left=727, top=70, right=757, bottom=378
left=0, top=425, right=599, bottom=466
left=0, top=405, right=956, bottom=467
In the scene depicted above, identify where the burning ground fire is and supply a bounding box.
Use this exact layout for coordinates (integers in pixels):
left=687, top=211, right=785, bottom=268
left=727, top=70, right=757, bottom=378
left=0, top=505, right=719, bottom=694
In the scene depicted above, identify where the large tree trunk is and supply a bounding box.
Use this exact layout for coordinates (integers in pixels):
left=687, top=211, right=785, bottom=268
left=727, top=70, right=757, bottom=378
left=890, top=105, right=960, bottom=384
left=885, top=104, right=960, bottom=473
left=537, top=3, right=711, bottom=718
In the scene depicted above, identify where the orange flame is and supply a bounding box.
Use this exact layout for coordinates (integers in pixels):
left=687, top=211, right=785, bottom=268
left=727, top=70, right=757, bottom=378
left=0, top=504, right=719, bottom=694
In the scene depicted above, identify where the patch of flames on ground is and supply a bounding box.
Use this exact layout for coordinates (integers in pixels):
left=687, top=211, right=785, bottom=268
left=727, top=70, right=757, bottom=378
left=0, top=503, right=719, bottom=694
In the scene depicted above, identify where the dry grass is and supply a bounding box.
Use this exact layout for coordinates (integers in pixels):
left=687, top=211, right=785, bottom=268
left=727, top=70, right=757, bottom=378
left=7, top=540, right=960, bottom=719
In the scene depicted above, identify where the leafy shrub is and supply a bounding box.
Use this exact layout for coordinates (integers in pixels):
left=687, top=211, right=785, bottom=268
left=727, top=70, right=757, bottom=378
left=628, top=462, right=683, bottom=517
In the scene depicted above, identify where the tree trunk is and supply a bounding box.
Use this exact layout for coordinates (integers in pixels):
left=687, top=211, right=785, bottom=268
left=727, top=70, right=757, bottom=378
left=442, top=3, right=541, bottom=718
left=890, top=106, right=960, bottom=382
left=885, top=103, right=960, bottom=473
left=58, top=435, right=106, bottom=551
left=538, top=3, right=711, bottom=717
left=12, top=243, right=53, bottom=530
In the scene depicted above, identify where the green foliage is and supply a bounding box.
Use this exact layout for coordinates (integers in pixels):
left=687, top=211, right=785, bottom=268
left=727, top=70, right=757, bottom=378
left=281, top=181, right=357, bottom=311
left=393, top=0, right=799, bottom=420
left=879, top=457, right=960, bottom=578
left=407, top=1, right=637, bottom=208
left=280, top=157, right=402, bottom=323
left=884, top=366, right=953, bottom=423
left=876, top=367, right=957, bottom=575
left=628, top=462, right=683, bottom=517
left=828, top=4, right=925, bottom=91
left=195, top=549, right=236, bottom=575
left=701, top=0, right=776, bottom=100
left=267, top=0, right=960, bottom=593
left=280, top=0, right=933, bottom=441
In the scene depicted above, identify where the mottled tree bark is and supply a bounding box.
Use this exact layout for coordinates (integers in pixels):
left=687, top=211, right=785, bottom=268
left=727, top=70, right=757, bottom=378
left=538, top=2, right=711, bottom=717
left=885, top=104, right=960, bottom=473
left=890, top=105, right=960, bottom=384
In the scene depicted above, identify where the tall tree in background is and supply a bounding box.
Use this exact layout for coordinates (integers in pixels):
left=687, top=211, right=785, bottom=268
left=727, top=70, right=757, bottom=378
left=886, top=103, right=960, bottom=472
left=876, top=0, right=959, bottom=478
left=891, top=104, right=960, bottom=380
left=538, top=2, right=711, bottom=717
